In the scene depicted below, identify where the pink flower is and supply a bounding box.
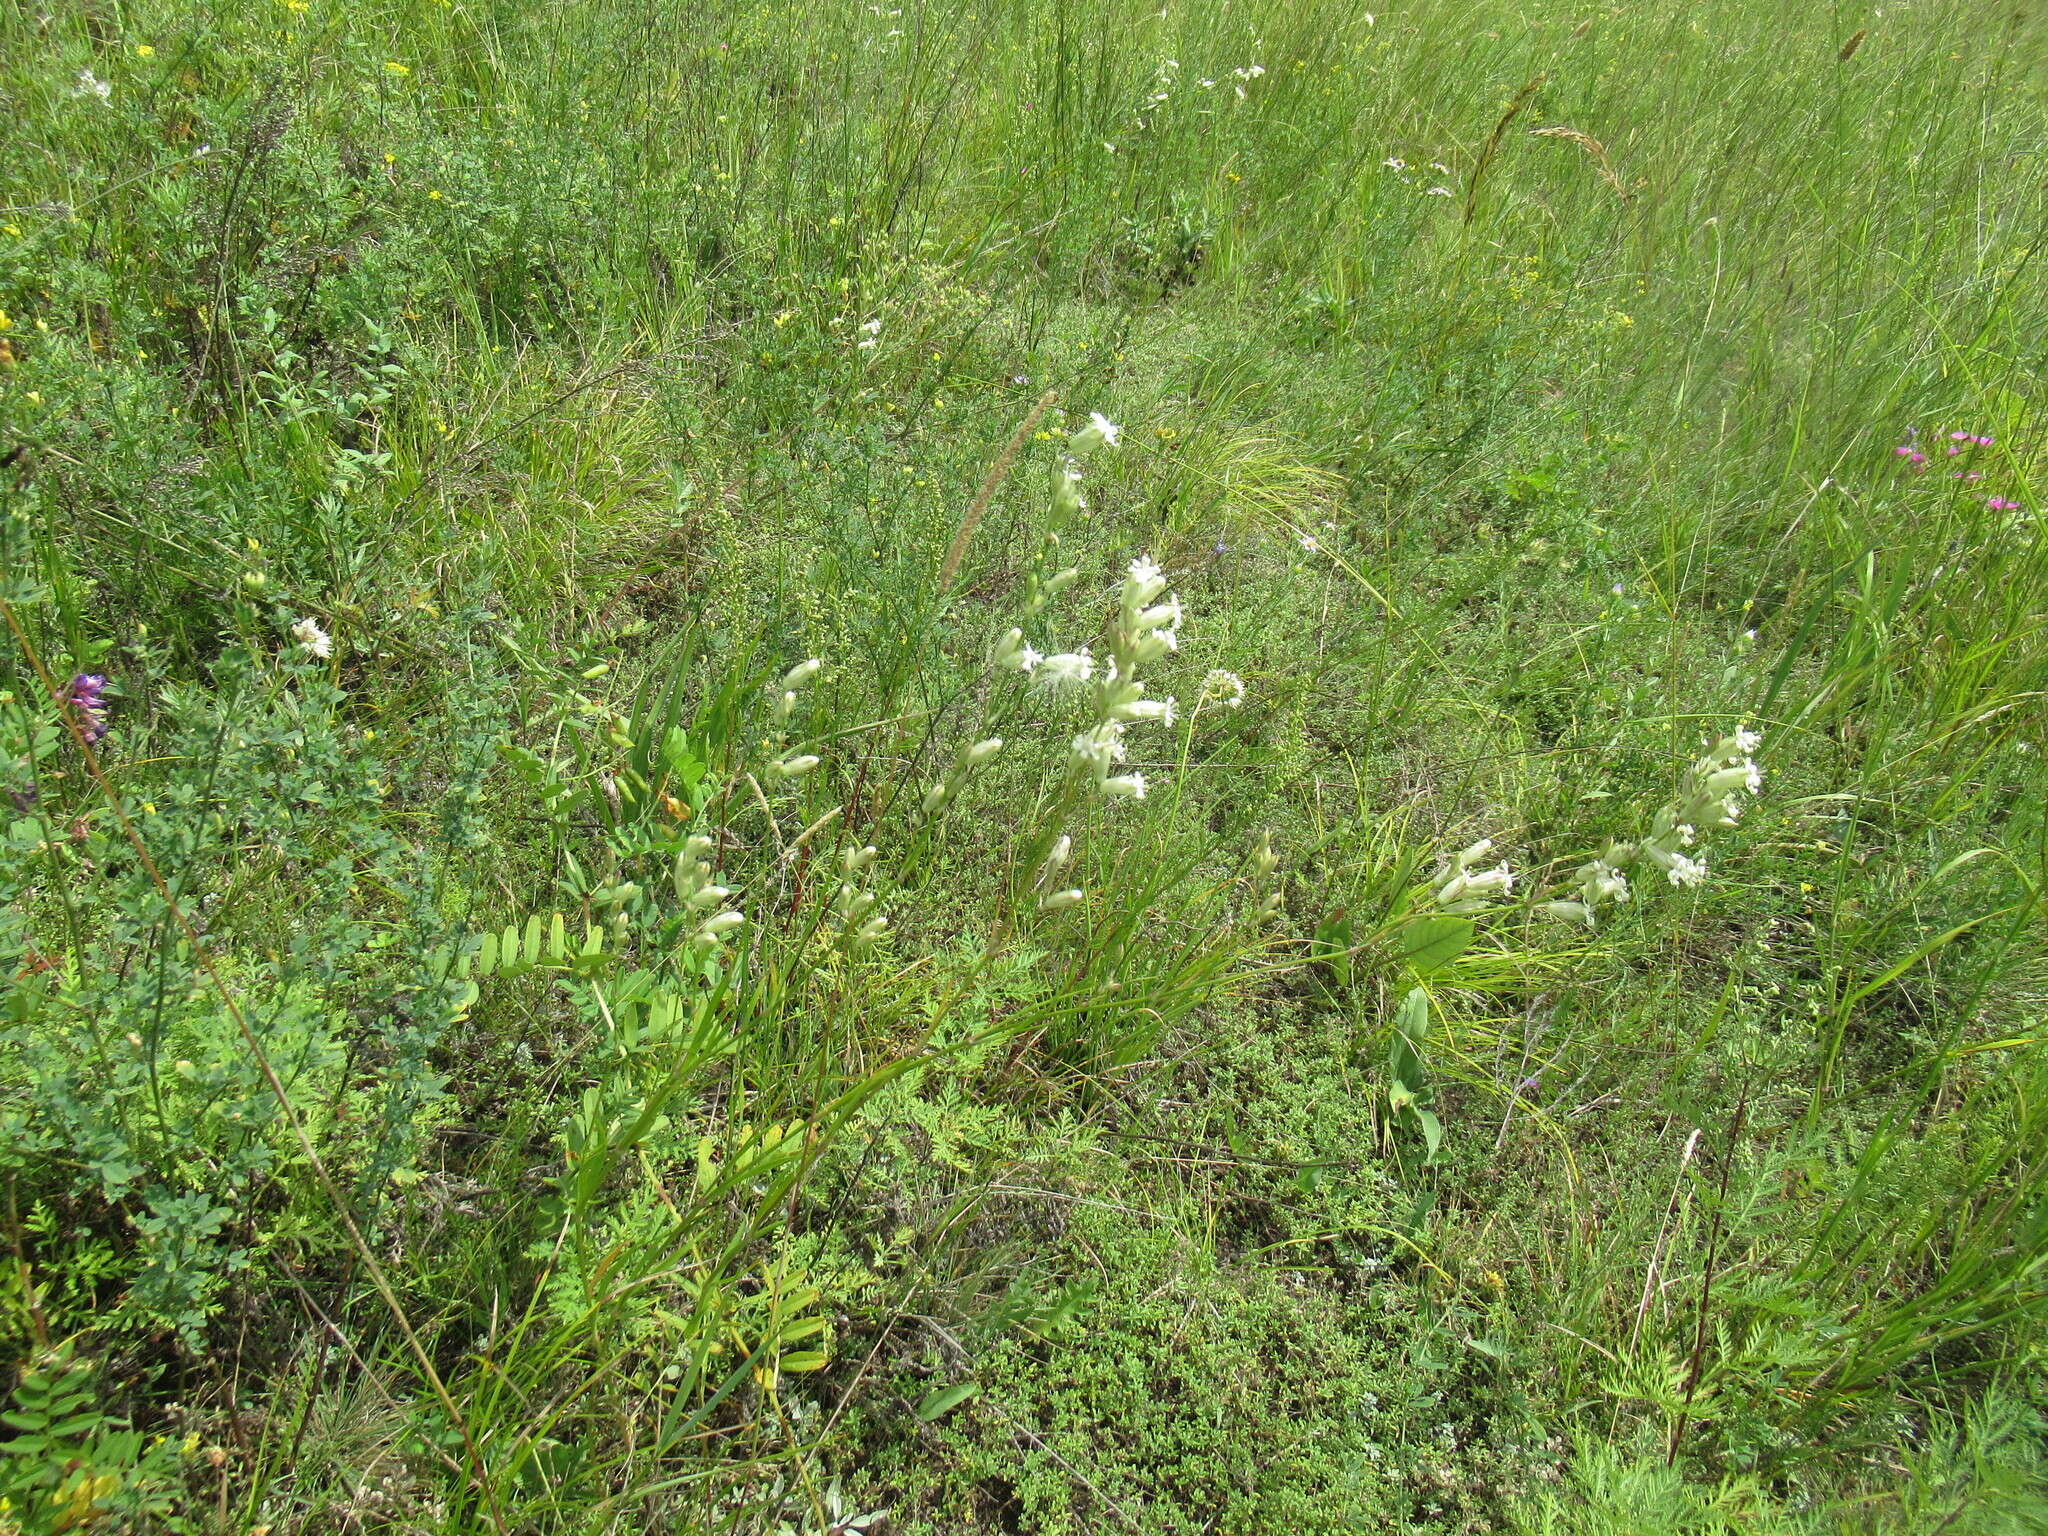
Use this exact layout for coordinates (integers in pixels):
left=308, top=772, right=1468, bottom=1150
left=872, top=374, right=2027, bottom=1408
left=1894, top=445, right=1916, bottom=457
left=1949, top=431, right=1971, bottom=441
left=1975, top=435, right=1995, bottom=446
left=1987, top=497, right=2021, bottom=511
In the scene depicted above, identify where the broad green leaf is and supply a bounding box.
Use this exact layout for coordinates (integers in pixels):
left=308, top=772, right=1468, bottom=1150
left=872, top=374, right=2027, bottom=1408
left=1400, top=916, right=1473, bottom=976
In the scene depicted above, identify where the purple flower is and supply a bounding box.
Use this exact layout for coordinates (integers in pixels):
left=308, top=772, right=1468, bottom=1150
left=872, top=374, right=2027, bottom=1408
left=1988, top=497, right=2021, bottom=512
left=1975, top=435, right=1995, bottom=447
left=61, top=673, right=110, bottom=745
left=1949, top=430, right=1972, bottom=441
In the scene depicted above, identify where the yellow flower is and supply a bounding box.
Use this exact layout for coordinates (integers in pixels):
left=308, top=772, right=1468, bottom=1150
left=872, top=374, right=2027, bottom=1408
left=136, top=43, right=155, bottom=56
left=0, top=310, right=10, bottom=331
left=384, top=60, right=410, bottom=75
left=383, top=152, right=396, bottom=164
left=428, top=188, right=442, bottom=200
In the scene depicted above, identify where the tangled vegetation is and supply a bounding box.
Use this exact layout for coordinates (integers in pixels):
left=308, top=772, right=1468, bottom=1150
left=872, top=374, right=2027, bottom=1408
left=2, top=0, right=2046, bottom=1529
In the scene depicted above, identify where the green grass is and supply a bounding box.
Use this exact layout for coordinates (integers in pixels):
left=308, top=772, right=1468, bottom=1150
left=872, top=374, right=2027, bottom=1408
left=2, top=0, right=2047, bottom=1529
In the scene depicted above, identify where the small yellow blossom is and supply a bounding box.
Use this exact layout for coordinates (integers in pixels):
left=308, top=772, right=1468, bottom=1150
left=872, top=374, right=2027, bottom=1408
left=136, top=43, right=155, bottom=56
left=384, top=60, right=410, bottom=75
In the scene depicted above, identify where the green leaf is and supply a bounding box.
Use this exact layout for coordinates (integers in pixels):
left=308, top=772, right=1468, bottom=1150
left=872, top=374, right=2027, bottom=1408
left=916, top=1382, right=979, bottom=1421
left=1313, top=907, right=1355, bottom=988
left=1400, top=916, right=1473, bottom=976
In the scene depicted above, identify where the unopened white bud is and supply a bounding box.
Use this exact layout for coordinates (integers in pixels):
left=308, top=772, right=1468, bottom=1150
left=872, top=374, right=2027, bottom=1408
left=1101, top=773, right=1147, bottom=800
left=840, top=844, right=878, bottom=875
left=1036, top=835, right=1073, bottom=889
left=962, top=737, right=1004, bottom=766
left=770, top=754, right=820, bottom=779
left=781, top=658, right=823, bottom=689
left=1038, top=888, right=1085, bottom=912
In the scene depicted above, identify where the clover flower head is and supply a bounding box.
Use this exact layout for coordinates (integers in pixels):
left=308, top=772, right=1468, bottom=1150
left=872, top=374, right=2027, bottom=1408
left=291, top=618, right=334, bottom=659
left=1200, top=669, right=1247, bottom=709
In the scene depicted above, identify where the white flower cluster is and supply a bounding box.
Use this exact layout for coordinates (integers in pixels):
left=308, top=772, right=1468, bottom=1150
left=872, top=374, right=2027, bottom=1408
left=674, top=833, right=745, bottom=954
left=1009, top=551, right=1186, bottom=803
left=1436, top=839, right=1514, bottom=913
left=1540, top=727, right=1763, bottom=927
left=833, top=842, right=889, bottom=944
left=766, top=657, right=824, bottom=779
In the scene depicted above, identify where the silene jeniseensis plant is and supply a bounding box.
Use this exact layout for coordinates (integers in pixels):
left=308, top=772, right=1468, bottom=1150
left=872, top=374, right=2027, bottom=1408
left=1415, top=727, right=1763, bottom=932
left=1538, top=726, right=1764, bottom=928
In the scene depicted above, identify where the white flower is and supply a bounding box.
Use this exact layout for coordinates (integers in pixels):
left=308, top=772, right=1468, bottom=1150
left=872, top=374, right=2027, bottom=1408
left=291, top=618, right=333, bottom=659
left=74, top=70, right=111, bottom=103
left=1101, top=773, right=1147, bottom=800
left=1037, top=650, right=1096, bottom=689
left=1122, top=556, right=1167, bottom=610
left=1070, top=411, right=1122, bottom=453
left=1676, top=823, right=1697, bottom=846
left=1581, top=863, right=1631, bottom=905
left=1666, top=854, right=1707, bottom=887
left=781, top=657, right=823, bottom=689
left=1071, top=721, right=1128, bottom=772
left=1113, top=696, right=1176, bottom=727
left=1703, top=762, right=1760, bottom=797
left=856, top=318, right=881, bottom=350
left=1133, top=595, right=1183, bottom=634
left=994, top=628, right=1042, bottom=673
left=1733, top=726, right=1762, bottom=753
left=1200, top=669, right=1247, bottom=709
left=1426, top=186, right=1454, bottom=197
left=1383, top=156, right=1406, bottom=170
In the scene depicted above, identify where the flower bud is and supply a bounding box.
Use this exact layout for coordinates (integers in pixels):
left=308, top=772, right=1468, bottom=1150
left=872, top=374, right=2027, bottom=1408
left=840, top=844, right=878, bottom=874
left=696, top=910, right=745, bottom=939
left=1540, top=900, right=1596, bottom=926
left=1038, top=888, right=1085, bottom=912
left=769, top=754, right=820, bottom=779
left=961, top=737, right=1004, bottom=767
left=1101, top=773, right=1147, bottom=800
left=921, top=781, right=952, bottom=814
left=780, top=657, right=823, bottom=690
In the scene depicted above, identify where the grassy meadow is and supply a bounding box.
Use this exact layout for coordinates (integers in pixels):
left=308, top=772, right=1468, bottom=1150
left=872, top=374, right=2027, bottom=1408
left=3, top=0, right=2048, bottom=1528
